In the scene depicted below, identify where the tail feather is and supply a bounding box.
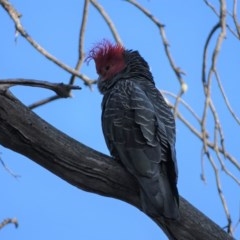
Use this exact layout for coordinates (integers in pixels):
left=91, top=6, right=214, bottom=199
left=138, top=162, right=179, bottom=220
left=115, top=146, right=179, bottom=219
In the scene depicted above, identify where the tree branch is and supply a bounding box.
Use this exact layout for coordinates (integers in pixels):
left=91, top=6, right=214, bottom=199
left=0, top=0, right=94, bottom=86
left=90, top=0, right=122, bottom=44
left=0, top=90, right=234, bottom=240
left=126, top=0, right=187, bottom=118
left=0, top=79, right=81, bottom=97
left=0, top=218, right=18, bottom=230
left=69, top=0, right=90, bottom=86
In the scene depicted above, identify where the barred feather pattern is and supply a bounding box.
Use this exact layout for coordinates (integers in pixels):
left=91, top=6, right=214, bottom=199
left=100, top=50, right=179, bottom=219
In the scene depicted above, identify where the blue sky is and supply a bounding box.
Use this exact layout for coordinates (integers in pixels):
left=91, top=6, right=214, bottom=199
left=1, top=0, right=240, bottom=239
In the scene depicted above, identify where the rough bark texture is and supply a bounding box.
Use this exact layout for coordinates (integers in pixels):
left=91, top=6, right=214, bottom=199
left=0, top=89, right=235, bottom=240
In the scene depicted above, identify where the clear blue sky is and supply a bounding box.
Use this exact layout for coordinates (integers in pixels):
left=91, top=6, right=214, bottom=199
left=1, top=0, right=239, bottom=239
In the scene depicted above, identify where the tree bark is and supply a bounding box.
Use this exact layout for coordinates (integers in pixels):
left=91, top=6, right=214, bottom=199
left=0, top=89, right=235, bottom=240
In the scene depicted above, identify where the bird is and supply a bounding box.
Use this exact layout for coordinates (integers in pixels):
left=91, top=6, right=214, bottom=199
left=86, top=39, right=179, bottom=220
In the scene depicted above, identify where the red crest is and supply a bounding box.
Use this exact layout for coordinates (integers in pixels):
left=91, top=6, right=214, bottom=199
left=85, top=39, right=125, bottom=65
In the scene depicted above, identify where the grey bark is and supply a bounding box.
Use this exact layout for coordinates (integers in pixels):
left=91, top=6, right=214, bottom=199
left=0, top=89, right=235, bottom=240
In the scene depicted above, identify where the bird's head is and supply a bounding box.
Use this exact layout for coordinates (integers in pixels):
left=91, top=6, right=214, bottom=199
left=86, top=39, right=126, bottom=81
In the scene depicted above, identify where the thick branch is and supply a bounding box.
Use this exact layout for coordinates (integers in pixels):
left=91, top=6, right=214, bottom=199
left=0, top=90, right=234, bottom=240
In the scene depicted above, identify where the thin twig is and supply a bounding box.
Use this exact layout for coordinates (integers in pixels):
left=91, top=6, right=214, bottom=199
left=173, top=88, right=185, bottom=119
left=90, top=0, right=122, bottom=44
left=28, top=95, right=61, bottom=110
left=215, top=150, right=240, bottom=186
left=69, top=0, right=90, bottom=86
left=126, top=0, right=187, bottom=117
left=203, top=0, right=219, bottom=16
left=207, top=151, right=233, bottom=235
left=210, top=98, right=226, bottom=157
left=162, top=90, right=201, bottom=123
left=202, top=22, right=221, bottom=84
left=214, top=71, right=240, bottom=124
left=0, top=154, right=20, bottom=178
left=126, top=0, right=186, bottom=85
left=203, top=0, right=239, bottom=39
left=233, top=0, right=240, bottom=38
left=0, top=218, right=18, bottom=230
left=200, top=148, right=207, bottom=183
left=232, top=205, right=240, bottom=234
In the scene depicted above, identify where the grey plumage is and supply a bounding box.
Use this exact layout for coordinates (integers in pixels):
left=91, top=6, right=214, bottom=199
left=86, top=40, right=179, bottom=219
left=98, top=49, right=179, bottom=219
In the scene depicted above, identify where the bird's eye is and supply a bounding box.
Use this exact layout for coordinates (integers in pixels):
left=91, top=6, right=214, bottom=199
left=105, top=65, right=110, bottom=71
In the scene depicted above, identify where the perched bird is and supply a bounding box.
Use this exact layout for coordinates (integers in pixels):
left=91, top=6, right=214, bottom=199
left=86, top=40, right=179, bottom=220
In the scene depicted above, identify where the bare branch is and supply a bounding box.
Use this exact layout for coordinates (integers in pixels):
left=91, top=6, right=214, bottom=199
left=202, top=22, right=221, bottom=84
left=162, top=90, right=201, bottom=123
left=215, top=71, right=240, bottom=125
left=167, top=101, right=240, bottom=171
left=69, top=0, right=90, bottom=86
left=215, top=150, right=240, bottom=186
left=207, top=152, right=233, bottom=235
left=90, top=0, right=122, bottom=44
left=126, top=0, right=187, bottom=118
left=0, top=90, right=234, bottom=240
left=201, top=0, right=227, bottom=172
left=162, top=90, right=240, bottom=175
left=0, top=218, right=18, bottom=230
left=233, top=0, right=240, bottom=37
left=1, top=0, right=239, bottom=236
left=27, top=0, right=91, bottom=109
left=203, top=0, right=219, bottom=16
left=233, top=207, right=240, bottom=234
left=126, top=0, right=186, bottom=87
left=28, top=95, right=61, bottom=110
left=0, top=0, right=94, bottom=85
left=0, top=79, right=82, bottom=109
left=0, top=153, right=20, bottom=178
left=199, top=1, right=240, bottom=232
left=204, top=0, right=239, bottom=39
left=0, top=79, right=81, bottom=97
